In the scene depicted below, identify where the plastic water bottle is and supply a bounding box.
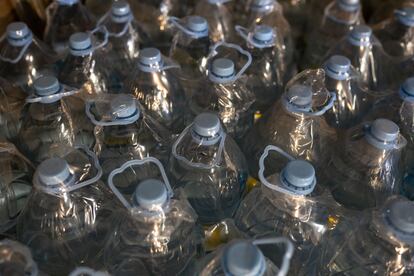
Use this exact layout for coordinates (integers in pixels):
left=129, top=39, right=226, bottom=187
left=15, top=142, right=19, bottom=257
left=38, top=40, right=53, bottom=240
left=319, top=196, right=414, bottom=275
left=105, top=157, right=200, bottom=275
left=323, top=55, right=373, bottom=129
left=0, top=239, right=39, bottom=276
left=0, top=77, right=26, bottom=142
left=195, top=238, right=294, bottom=276
left=189, top=42, right=255, bottom=140
left=127, top=47, right=189, bottom=134
left=235, top=24, right=291, bottom=115
left=44, top=0, right=96, bottom=55
left=69, top=267, right=110, bottom=276
left=58, top=30, right=123, bottom=98
left=168, top=113, right=248, bottom=225
left=96, top=1, right=151, bottom=83
left=169, top=15, right=211, bottom=98
left=0, top=22, right=57, bottom=92
left=303, top=0, right=364, bottom=68
left=374, top=7, right=414, bottom=58
left=323, top=118, right=407, bottom=210
left=0, top=140, right=32, bottom=234
left=324, top=25, right=393, bottom=91
left=235, top=145, right=341, bottom=275
left=243, top=69, right=336, bottom=177
left=18, top=75, right=93, bottom=164
left=17, top=149, right=117, bottom=275
left=194, top=0, right=234, bottom=43
left=85, top=94, right=171, bottom=176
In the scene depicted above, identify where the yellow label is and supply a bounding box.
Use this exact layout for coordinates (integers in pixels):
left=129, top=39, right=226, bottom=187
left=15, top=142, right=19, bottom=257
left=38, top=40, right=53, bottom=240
left=246, top=176, right=260, bottom=193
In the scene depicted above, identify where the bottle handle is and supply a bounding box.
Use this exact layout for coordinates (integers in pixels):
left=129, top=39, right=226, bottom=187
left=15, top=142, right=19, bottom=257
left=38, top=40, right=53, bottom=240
left=171, top=124, right=226, bottom=170
left=97, top=11, right=132, bottom=38
left=235, top=25, right=277, bottom=49
left=258, top=145, right=299, bottom=195
left=0, top=33, right=32, bottom=64
left=89, top=25, right=109, bottom=50
left=168, top=16, right=209, bottom=39
left=84, top=100, right=140, bottom=126
left=208, top=41, right=252, bottom=81
left=25, top=84, right=80, bottom=104
left=282, top=92, right=337, bottom=116
left=252, top=236, right=294, bottom=276
left=107, top=157, right=173, bottom=209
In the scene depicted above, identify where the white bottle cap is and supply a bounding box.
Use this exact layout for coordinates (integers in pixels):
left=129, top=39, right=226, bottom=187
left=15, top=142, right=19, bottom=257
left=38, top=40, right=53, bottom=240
left=222, top=241, right=266, bottom=276
left=400, top=77, right=414, bottom=101
left=347, top=25, right=372, bottom=47
left=337, top=0, right=360, bottom=12
left=110, top=94, right=139, bottom=119
left=69, top=32, right=92, bottom=56
left=253, top=25, right=274, bottom=42
left=187, top=16, right=208, bottom=32
left=111, top=1, right=131, bottom=23
left=6, top=22, right=32, bottom=47
left=34, top=76, right=60, bottom=96
left=396, top=7, right=414, bottom=27
left=387, top=200, right=414, bottom=234
left=57, top=0, right=79, bottom=5
left=324, top=55, right=351, bottom=81
left=280, top=160, right=316, bottom=195
left=134, top=179, right=168, bottom=210
left=193, top=113, right=221, bottom=137
left=138, top=48, right=162, bottom=66
left=252, top=0, right=273, bottom=6
left=368, top=118, right=399, bottom=146
left=211, top=58, right=235, bottom=78
left=286, top=84, right=313, bottom=107
left=36, top=158, right=72, bottom=186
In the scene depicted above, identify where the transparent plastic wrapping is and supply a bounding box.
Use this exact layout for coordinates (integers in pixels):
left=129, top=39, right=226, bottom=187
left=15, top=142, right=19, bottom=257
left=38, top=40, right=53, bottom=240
left=374, top=8, right=414, bottom=58
left=323, top=120, right=407, bottom=210
left=96, top=2, right=152, bottom=82
left=0, top=239, right=39, bottom=276
left=318, top=196, right=414, bottom=275
left=194, top=0, right=235, bottom=43
left=86, top=94, right=172, bottom=176
left=235, top=145, right=343, bottom=276
left=303, top=0, right=364, bottom=68
left=18, top=82, right=94, bottom=164
left=105, top=157, right=200, bottom=276
left=44, top=0, right=96, bottom=55
left=243, top=68, right=336, bottom=177
left=0, top=77, right=26, bottom=141
left=17, top=147, right=118, bottom=275
left=169, top=16, right=212, bottom=98
left=195, top=238, right=294, bottom=276
left=58, top=27, right=124, bottom=98
left=324, top=27, right=394, bottom=91
left=190, top=42, right=256, bottom=139
left=235, top=25, right=287, bottom=114
left=0, top=140, right=33, bottom=233
left=0, top=23, right=57, bottom=92
left=168, top=114, right=248, bottom=225
left=127, top=49, right=190, bottom=134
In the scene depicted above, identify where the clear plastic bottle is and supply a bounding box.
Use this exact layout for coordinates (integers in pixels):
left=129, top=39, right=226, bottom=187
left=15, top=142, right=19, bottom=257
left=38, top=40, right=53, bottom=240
left=168, top=113, right=248, bottom=225
left=18, top=75, right=94, bottom=164
left=96, top=1, right=151, bottom=83
left=319, top=196, right=414, bottom=275
left=194, top=238, right=294, bottom=276
left=0, top=239, right=39, bottom=276
left=58, top=31, right=123, bottom=97
left=0, top=77, right=26, bottom=142
left=169, top=15, right=212, bottom=98
left=323, top=118, right=407, bottom=210
left=194, top=0, right=235, bottom=43
left=17, top=149, right=118, bottom=275
left=235, top=145, right=341, bottom=275
left=0, top=140, right=32, bottom=234
left=0, top=22, right=57, bottom=92
left=323, top=55, right=374, bottom=129
left=127, top=47, right=189, bottom=134
left=44, top=0, right=96, bottom=56
left=303, top=0, right=364, bottom=68
left=105, top=157, right=200, bottom=276
left=374, top=7, right=414, bottom=58
left=243, top=69, right=336, bottom=177
left=189, top=42, right=255, bottom=140
left=235, top=24, right=289, bottom=115
left=324, top=25, right=393, bottom=91
left=85, top=94, right=171, bottom=176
